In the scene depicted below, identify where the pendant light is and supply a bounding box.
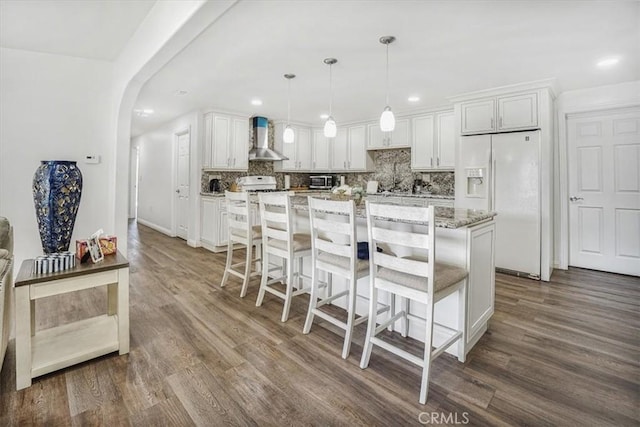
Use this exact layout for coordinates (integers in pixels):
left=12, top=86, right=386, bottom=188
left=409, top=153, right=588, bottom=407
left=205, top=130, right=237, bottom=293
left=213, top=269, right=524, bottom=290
left=283, top=73, right=295, bottom=144
left=323, top=58, right=338, bottom=138
left=379, top=36, right=396, bottom=132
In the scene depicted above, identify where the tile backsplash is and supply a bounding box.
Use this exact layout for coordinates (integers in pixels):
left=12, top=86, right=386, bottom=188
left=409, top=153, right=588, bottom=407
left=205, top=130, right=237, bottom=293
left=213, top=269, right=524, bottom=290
left=201, top=120, right=453, bottom=196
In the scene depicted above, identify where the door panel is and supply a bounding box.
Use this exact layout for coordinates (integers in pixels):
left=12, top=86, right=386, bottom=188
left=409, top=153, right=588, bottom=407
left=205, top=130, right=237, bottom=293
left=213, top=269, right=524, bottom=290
left=348, top=125, right=367, bottom=170
left=211, top=115, right=230, bottom=169
left=568, top=109, right=640, bottom=275
left=461, top=99, right=495, bottom=134
left=176, top=132, right=190, bottom=240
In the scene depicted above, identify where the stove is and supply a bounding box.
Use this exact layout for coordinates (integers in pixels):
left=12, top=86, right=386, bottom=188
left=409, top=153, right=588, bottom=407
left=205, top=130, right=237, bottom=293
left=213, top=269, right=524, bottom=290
left=236, top=175, right=277, bottom=192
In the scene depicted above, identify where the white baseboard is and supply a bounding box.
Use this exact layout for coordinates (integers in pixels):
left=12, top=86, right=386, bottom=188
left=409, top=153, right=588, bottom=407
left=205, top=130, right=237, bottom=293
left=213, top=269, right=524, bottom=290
left=136, top=218, right=174, bottom=237
left=187, top=239, right=198, bottom=248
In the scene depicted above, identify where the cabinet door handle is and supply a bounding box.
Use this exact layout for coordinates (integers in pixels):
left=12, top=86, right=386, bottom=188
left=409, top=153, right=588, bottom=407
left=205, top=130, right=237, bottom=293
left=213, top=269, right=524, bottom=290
left=430, top=157, right=433, bottom=167
left=499, top=116, right=503, bottom=129
left=437, top=157, right=440, bottom=166
left=491, top=118, right=494, bottom=129
left=344, top=161, right=346, bottom=168
left=233, top=158, right=236, bottom=166
left=313, top=161, right=316, bottom=169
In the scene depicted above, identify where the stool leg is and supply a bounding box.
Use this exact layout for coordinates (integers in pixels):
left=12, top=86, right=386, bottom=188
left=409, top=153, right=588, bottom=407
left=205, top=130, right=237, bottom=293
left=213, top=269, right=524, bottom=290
left=297, top=256, right=304, bottom=290
left=281, top=255, right=295, bottom=322
left=326, top=272, right=333, bottom=305
left=360, top=284, right=378, bottom=369
left=220, top=239, right=233, bottom=288
left=419, top=301, right=436, bottom=405
left=256, top=250, right=269, bottom=307
left=342, top=276, right=357, bottom=359
left=239, top=242, right=252, bottom=298
left=387, top=293, right=396, bottom=332
left=303, top=265, right=319, bottom=334
left=401, top=297, right=409, bottom=338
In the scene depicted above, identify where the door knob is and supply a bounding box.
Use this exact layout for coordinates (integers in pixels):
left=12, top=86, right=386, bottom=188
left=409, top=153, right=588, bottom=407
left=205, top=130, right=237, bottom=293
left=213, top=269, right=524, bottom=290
left=569, top=196, right=584, bottom=202
left=175, top=189, right=180, bottom=194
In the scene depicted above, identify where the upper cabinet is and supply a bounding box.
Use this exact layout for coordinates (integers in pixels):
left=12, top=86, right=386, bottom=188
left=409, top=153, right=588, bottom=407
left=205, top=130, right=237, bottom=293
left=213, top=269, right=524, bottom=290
left=411, top=110, right=455, bottom=171
left=332, top=124, right=373, bottom=172
left=460, top=93, right=538, bottom=135
left=274, top=123, right=312, bottom=172
left=367, top=118, right=410, bottom=149
left=312, top=129, right=332, bottom=171
left=202, top=112, right=249, bottom=170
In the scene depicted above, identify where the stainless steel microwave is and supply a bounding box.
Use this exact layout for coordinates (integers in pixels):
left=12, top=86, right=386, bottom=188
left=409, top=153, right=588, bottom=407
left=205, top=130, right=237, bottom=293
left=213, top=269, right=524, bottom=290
left=309, top=175, right=334, bottom=189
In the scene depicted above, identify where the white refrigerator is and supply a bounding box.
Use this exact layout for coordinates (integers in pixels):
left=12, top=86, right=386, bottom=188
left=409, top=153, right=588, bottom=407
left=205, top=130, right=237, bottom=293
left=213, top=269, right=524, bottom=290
left=457, top=130, right=541, bottom=279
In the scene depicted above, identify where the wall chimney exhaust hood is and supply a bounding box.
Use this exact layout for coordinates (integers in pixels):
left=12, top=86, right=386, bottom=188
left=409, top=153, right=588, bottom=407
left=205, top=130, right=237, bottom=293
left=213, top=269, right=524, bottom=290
left=249, top=116, right=288, bottom=161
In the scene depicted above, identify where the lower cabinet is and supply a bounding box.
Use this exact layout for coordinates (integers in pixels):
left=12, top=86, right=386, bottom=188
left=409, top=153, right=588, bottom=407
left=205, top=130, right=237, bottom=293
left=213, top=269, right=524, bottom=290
left=200, top=197, right=228, bottom=252
left=200, top=196, right=259, bottom=252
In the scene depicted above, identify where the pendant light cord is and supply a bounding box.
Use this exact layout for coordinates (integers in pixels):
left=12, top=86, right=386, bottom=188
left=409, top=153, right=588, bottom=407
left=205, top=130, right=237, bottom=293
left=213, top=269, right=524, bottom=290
left=287, top=78, right=291, bottom=125
left=385, top=42, right=390, bottom=106
left=329, top=63, right=333, bottom=116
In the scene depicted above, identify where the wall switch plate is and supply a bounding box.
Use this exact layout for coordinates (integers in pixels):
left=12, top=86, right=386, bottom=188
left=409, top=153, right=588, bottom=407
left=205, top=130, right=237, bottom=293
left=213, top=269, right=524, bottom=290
left=422, top=173, right=431, bottom=182
left=208, top=174, right=221, bottom=180
left=84, top=155, right=100, bottom=164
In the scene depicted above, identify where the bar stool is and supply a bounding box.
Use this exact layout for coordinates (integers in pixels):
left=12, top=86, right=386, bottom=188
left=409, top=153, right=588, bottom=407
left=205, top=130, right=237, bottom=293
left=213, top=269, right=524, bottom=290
left=256, top=192, right=311, bottom=322
left=220, top=191, right=262, bottom=298
left=360, top=201, right=468, bottom=405
left=303, top=197, right=381, bottom=359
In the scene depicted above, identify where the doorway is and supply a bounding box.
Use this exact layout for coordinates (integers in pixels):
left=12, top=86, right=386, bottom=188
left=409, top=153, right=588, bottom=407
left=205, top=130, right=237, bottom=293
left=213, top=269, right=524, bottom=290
left=567, top=108, right=640, bottom=276
left=175, top=129, right=191, bottom=240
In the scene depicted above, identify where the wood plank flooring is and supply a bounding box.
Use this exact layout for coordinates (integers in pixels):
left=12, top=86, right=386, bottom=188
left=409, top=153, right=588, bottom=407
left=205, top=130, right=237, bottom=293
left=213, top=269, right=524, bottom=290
left=1, top=222, right=638, bottom=426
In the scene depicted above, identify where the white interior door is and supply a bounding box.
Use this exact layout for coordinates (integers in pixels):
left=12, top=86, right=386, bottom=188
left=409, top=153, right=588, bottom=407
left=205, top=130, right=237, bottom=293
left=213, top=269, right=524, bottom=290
left=176, top=131, right=190, bottom=240
left=568, top=109, right=640, bottom=276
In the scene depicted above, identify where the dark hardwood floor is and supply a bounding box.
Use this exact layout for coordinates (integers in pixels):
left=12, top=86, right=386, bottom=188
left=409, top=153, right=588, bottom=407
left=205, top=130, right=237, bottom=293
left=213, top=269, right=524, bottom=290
left=1, top=222, right=638, bottom=426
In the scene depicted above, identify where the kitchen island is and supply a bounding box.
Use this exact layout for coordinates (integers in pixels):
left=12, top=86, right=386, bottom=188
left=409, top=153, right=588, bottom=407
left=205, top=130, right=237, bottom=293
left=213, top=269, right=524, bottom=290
left=289, top=195, right=496, bottom=359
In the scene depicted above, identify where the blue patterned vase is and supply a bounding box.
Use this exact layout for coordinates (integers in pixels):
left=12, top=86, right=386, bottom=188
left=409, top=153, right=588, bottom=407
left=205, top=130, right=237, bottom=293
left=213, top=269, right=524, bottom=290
left=32, top=160, right=83, bottom=254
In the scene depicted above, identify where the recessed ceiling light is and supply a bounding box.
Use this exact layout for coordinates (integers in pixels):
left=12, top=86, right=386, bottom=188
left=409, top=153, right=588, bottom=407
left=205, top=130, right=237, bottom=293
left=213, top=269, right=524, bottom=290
left=597, top=57, right=620, bottom=68
left=408, top=96, right=420, bottom=102
left=251, top=99, right=263, bottom=106
left=320, top=113, right=329, bottom=119
left=174, top=90, right=188, bottom=96
left=133, top=109, right=154, bottom=117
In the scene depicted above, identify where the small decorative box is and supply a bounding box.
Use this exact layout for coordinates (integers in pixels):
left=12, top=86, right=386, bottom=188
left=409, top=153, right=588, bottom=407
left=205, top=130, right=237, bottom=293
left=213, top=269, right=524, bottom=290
left=99, top=235, right=117, bottom=255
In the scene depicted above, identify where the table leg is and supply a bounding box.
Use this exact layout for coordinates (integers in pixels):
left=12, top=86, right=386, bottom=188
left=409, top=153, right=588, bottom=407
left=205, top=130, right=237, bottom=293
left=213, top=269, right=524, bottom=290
left=107, top=283, right=117, bottom=315
left=15, top=286, right=32, bottom=390
left=30, top=300, right=35, bottom=336
left=118, top=267, right=130, bottom=355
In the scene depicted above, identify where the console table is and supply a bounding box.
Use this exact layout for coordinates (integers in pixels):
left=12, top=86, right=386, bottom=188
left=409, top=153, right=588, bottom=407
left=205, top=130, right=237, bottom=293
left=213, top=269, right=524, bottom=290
left=14, top=252, right=129, bottom=390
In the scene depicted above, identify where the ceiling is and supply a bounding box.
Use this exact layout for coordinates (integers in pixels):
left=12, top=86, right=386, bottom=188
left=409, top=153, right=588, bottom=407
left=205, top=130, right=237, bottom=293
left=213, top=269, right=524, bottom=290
left=0, top=0, right=155, bottom=61
left=1, top=1, right=636, bottom=136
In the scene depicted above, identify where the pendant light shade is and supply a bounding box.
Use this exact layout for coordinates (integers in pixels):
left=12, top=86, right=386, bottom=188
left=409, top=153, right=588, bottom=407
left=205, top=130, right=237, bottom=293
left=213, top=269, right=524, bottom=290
left=283, top=125, right=295, bottom=143
left=379, top=36, right=396, bottom=132
left=283, top=73, right=295, bottom=144
left=323, top=58, right=338, bottom=138
left=380, top=106, right=395, bottom=132
left=323, top=116, right=337, bottom=138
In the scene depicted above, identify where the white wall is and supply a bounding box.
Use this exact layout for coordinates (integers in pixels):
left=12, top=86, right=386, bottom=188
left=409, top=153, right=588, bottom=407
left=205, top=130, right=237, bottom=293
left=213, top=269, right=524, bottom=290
left=131, top=111, right=198, bottom=236
left=0, top=47, right=114, bottom=266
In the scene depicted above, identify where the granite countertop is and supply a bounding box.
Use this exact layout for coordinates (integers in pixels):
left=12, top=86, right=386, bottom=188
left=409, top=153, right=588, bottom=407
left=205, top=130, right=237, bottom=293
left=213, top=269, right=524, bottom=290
left=201, top=190, right=452, bottom=199
left=290, top=195, right=495, bottom=229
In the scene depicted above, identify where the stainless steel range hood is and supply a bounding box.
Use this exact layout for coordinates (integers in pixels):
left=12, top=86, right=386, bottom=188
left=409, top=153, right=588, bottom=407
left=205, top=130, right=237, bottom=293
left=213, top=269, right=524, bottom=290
left=248, top=116, right=288, bottom=161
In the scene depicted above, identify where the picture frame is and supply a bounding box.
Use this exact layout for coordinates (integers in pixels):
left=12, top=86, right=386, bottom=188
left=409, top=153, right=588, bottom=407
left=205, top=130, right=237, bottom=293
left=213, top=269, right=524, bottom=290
left=87, top=232, right=104, bottom=263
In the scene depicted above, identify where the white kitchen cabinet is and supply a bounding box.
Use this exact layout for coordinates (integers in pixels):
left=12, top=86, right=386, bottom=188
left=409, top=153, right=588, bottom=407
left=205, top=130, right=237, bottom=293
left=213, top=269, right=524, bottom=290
left=200, top=197, right=230, bottom=251
left=274, top=123, right=312, bottom=172
left=411, top=111, right=455, bottom=171
left=460, top=93, right=538, bottom=135
left=312, top=129, right=331, bottom=171
left=367, top=118, right=410, bottom=149
left=435, top=111, right=455, bottom=169
left=331, top=125, right=372, bottom=171
left=200, top=197, right=218, bottom=247
left=411, top=114, right=435, bottom=170
left=203, top=112, right=249, bottom=170
left=497, top=93, right=538, bottom=131
left=330, top=128, right=348, bottom=170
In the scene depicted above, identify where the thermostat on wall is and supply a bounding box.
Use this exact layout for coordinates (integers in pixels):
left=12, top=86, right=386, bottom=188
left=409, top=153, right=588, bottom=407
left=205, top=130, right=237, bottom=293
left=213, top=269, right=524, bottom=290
left=84, top=155, right=101, bottom=164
